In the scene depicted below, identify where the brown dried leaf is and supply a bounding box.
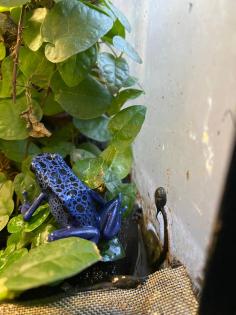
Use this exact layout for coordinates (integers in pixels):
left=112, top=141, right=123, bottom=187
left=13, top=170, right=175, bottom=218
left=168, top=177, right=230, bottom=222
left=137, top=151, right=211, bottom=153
left=20, top=107, right=51, bottom=138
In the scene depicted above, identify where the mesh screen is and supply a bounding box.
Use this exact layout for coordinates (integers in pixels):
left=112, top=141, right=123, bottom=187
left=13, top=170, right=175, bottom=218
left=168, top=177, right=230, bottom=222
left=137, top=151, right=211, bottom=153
left=0, top=266, right=198, bottom=315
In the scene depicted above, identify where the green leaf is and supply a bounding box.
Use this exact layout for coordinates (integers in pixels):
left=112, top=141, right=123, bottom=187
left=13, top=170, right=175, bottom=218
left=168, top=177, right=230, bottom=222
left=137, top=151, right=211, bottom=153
left=123, top=76, right=138, bottom=88
left=108, top=105, right=146, bottom=143
left=0, top=249, right=28, bottom=274
left=73, top=144, right=132, bottom=188
left=103, top=19, right=125, bottom=44
left=39, top=122, right=74, bottom=146
left=0, top=215, right=9, bottom=232
left=57, top=46, right=97, bottom=87
left=7, top=215, right=25, bottom=234
left=23, top=8, right=48, bottom=51
left=42, top=93, right=63, bottom=116
left=78, top=142, right=101, bottom=156
left=41, top=0, right=113, bottom=63
left=14, top=169, right=40, bottom=203
left=103, top=145, right=133, bottom=182
left=108, top=88, right=144, bottom=115
left=7, top=231, right=33, bottom=250
left=31, top=223, right=56, bottom=248
left=106, top=182, right=137, bottom=218
left=24, top=206, right=50, bottom=233
left=0, top=56, right=25, bottom=98
left=113, top=36, right=142, bottom=64
left=9, top=6, right=21, bottom=24
left=52, top=73, right=113, bottom=119
left=0, top=179, right=14, bottom=231
left=19, top=47, right=55, bottom=88
left=7, top=205, right=50, bottom=234
left=0, top=1, right=27, bottom=7
left=73, top=115, right=111, bottom=142
left=0, top=96, right=29, bottom=140
left=98, top=52, right=129, bottom=93
left=73, top=156, right=106, bottom=188
left=70, top=148, right=96, bottom=164
left=0, top=237, right=101, bottom=298
left=104, top=0, right=131, bottom=33
left=0, top=140, right=40, bottom=162
left=42, top=141, right=74, bottom=158
left=0, top=42, right=6, bottom=60
left=99, top=237, right=125, bottom=262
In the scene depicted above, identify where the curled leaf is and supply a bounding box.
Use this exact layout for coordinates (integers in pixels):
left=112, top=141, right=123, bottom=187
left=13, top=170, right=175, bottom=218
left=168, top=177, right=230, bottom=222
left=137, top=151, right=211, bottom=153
left=21, top=106, right=52, bottom=138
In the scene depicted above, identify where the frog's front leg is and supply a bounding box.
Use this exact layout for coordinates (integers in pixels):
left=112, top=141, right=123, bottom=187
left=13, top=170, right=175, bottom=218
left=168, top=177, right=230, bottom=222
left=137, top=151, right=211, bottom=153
left=19, top=191, right=31, bottom=215
left=23, top=192, right=47, bottom=221
left=99, top=193, right=123, bottom=240
left=48, top=226, right=100, bottom=244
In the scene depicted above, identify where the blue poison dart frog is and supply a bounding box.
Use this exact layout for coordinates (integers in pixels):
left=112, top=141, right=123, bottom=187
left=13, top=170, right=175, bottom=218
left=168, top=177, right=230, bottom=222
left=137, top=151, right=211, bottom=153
left=21, top=153, right=125, bottom=244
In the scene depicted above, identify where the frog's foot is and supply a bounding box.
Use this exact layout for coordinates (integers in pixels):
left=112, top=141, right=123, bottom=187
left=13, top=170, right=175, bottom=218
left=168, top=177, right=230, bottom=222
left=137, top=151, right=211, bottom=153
left=19, top=202, right=31, bottom=215
left=48, top=226, right=100, bottom=244
left=100, top=193, right=123, bottom=240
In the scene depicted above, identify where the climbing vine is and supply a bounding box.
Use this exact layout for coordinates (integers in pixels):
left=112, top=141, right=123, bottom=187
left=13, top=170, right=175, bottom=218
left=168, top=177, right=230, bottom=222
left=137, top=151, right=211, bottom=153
left=0, top=0, right=146, bottom=299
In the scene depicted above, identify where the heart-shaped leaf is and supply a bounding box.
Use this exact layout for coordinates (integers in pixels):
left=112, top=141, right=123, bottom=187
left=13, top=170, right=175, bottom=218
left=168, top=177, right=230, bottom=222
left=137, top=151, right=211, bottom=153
left=23, top=8, right=48, bottom=51
left=98, top=52, right=129, bottom=93
left=42, top=0, right=113, bottom=63
left=113, top=36, right=142, bottom=64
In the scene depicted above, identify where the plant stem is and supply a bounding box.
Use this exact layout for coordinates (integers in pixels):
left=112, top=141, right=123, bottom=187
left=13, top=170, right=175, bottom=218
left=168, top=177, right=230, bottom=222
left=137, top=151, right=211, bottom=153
left=12, top=5, right=25, bottom=103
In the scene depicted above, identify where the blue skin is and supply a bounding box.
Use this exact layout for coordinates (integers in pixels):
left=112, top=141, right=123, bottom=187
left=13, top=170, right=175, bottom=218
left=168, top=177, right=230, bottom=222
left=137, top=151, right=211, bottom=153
left=21, top=153, right=124, bottom=244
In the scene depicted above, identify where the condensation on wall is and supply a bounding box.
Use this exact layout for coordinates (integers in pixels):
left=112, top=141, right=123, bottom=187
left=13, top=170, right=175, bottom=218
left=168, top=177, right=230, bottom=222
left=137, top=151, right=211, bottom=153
left=113, top=0, right=236, bottom=285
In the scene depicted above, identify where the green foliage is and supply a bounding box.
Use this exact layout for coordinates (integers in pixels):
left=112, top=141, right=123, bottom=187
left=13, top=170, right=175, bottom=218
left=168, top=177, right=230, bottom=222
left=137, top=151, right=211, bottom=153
left=0, top=238, right=101, bottom=300
left=51, top=73, right=113, bottom=119
left=57, top=46, right=97, bottom=87
left=0, top=176, right=14, bottom=231
left=0, top=0, right=146, bottom=300
left=97, top=52, right=129, bottom=93
left=0, top=1, right=27, bottom=7
left=99, top=237, right=125, bottom=262
left=113, top=36, right=142, bottom=64
left=73, top=116, right=111, bottom=142
left=0, top=42, right=5, bottom=60
left=41, top=0, right=113, bottom=62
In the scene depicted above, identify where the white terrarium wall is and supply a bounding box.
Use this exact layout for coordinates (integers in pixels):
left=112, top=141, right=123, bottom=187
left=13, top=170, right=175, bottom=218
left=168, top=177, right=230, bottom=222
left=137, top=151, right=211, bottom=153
left=113, top=0, right=236, bottom=286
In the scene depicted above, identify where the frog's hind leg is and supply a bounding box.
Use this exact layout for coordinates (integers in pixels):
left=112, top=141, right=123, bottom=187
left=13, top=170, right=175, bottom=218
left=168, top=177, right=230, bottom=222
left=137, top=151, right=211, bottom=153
left=100, top=193, right=123, bottom=240
left=48, top=226, right=100, bottom=244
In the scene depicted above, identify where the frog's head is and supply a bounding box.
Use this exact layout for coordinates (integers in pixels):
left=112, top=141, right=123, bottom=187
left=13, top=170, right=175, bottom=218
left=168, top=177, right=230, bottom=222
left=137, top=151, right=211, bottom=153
left=31, top=153, right=63, bottom=189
